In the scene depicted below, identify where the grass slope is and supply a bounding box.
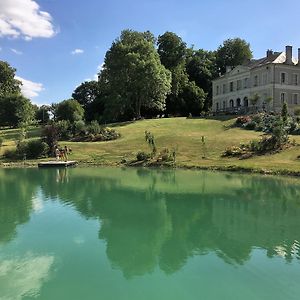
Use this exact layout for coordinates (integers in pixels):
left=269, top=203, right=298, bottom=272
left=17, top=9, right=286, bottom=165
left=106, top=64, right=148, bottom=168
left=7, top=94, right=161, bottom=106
left=1, top=117, right=300, bottom=174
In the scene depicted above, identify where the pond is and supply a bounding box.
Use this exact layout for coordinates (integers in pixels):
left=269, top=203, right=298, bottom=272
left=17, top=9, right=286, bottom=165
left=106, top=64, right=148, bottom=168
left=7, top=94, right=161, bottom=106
left=0, top=167, right=300, bottom=300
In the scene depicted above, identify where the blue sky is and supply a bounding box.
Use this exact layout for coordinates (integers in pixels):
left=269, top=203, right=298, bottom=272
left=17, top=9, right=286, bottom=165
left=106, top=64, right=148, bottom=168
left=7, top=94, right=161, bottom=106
left=0, top=0, right=299, bottom=105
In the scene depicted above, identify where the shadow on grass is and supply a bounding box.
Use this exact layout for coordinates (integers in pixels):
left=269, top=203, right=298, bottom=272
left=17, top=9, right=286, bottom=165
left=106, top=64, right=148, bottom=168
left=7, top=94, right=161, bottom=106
left=108, top=120, right=136, bottom=128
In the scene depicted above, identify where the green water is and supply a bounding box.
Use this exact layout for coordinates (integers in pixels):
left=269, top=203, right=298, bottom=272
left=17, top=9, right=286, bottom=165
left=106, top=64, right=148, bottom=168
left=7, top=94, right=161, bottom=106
left=0, top=168, right=300, bottom=300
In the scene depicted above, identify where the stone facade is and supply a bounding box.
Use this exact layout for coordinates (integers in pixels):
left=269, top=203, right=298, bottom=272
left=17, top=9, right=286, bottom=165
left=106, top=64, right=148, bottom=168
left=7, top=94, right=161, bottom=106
left=212, top=46, right=300, bottom=114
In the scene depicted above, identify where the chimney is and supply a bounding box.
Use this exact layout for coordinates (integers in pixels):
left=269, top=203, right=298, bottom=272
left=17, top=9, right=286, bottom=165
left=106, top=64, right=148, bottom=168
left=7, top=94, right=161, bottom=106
left=266, top=49, right=273, bottom=58
left=226, top=66, right=232, bottom=73
left=298, top=48, right=300, bottom=65
left=285, top=45, right=293, bottom=64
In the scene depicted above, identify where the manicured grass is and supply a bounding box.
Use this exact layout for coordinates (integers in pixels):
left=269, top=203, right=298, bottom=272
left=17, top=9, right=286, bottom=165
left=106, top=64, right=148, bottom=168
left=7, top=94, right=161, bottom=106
left=1, top=118, right=300, bottom=174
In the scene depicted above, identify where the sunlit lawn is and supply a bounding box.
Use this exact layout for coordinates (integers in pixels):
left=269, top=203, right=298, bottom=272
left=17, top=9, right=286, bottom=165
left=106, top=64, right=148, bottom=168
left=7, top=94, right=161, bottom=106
left=1, top=118, right=300, bottom=173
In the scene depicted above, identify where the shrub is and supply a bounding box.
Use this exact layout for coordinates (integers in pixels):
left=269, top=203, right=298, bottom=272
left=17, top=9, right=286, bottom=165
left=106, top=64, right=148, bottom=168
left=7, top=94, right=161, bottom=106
left=243, top=121, right=257, bottom=130
left=56, top=120, right=72, bottom=140
left=24, top=140, right=49, bottom=159
left=136, top=151, right=150, bottom=161
left=294, top=107, right=300, bottom=116
left=3, top=139, right=49, bottom=159
left=235, top=116, right=252, bottom=127
left=73, top=120, right=86, bottom=135
left=0, top=136, right=3, bottom=148
left=87, top=120, right=101, bottom=135
left=223, top=146, right=243, bottom=157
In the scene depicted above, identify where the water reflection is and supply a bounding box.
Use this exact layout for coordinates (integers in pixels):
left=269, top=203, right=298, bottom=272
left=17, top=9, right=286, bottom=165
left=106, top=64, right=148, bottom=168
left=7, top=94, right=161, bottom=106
left=0, top=168, right=300, bottom=279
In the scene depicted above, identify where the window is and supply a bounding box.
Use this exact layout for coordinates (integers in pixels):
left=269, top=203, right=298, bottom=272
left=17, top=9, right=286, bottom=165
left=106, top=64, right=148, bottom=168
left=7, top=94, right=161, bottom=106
left=230, top=99, right=234, bottom=107
left=237, top=80, right=241, bottom=90
left=230, top=82, right=233, bottom=92
left=293, top=74, right=298, bottom=85
left=281, top=72, right=286, bottom=84
left=223, top=101, right=226, bottom=109
left=244, top=78, right=248, bottom=88
left=216, top=85, right=219, bottom=95
left=253, top=75, right=258, bottom=86
left=223, top=84, right=226, bottom=94
left=216, top=102, right=219, bottom=110
left=262, top=73, right=268, bottom=85
left=293, top=94, right=298, bottom=105
left=280, top=93, right=286, bottom=103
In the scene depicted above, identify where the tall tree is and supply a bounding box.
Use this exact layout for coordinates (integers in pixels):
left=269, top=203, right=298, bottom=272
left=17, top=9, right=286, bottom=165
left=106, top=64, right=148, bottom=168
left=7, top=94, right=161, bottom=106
left=72, top=80, right=104, bottom=121
left=216, top=38, right=252, bottom=74
left=0, top=61, right=22, bottom=97
left=186, top=49, right=217, bottom=110
left=157, top=32, right=190, bottom=115
left=0, top=95, right=35, bottom=127
left=157, top=32, right=187, bottom=70
left=54, top=99, right=84, bottom=123
left=100, top=29, right=171, bottom=120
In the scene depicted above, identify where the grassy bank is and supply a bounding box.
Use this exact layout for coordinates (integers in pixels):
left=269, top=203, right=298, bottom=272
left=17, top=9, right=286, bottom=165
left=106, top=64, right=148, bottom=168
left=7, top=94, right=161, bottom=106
left=1, top=117, right=300, bottom=175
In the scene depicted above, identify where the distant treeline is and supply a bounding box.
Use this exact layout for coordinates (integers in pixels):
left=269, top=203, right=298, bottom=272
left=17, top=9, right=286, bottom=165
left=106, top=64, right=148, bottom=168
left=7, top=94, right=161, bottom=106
left=0, top=30, right=252, bottom=126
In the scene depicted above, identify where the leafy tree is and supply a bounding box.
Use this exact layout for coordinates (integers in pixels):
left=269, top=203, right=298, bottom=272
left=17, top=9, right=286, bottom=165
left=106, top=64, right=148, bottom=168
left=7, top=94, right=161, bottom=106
left=0, top=95, right=35, bottom=127
left=186, top=49, right=217, bottom=110
left=157, top=32, right=191, bottom=115
left=157, top=32, right=187, bottom=70
left=179, top=81, right=206, bottom=116
left=216, top=38, right=252, bottom=74
left=35, top=105, right=50, bottom=124
left=72, top=81, right=104, bottom=121
left=0, top=61, right=22, bottom=97
left=100, top=30, right=171, bottom=120
left=54, top=99, right=84, bottom=123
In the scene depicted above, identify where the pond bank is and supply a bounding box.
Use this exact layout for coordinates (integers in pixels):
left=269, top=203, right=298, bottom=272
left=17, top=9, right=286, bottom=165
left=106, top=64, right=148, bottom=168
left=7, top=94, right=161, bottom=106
left=1, top=160, right=300, bottom=178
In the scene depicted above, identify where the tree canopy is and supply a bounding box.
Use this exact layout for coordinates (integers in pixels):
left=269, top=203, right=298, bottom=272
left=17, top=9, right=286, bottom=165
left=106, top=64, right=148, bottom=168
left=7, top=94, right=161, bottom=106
left=216, top=38, right=252, bottom=74
left=0, top=94, right=35, bottom=127
left=0, top=61, right=22, bottom=97
left=99, top=29, right=172, bottom=120
left=54, top=99, right=84, bottom=123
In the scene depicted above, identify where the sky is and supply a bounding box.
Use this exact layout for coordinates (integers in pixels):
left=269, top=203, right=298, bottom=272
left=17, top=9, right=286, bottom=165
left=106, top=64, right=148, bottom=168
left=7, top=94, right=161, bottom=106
left=0, top=0, right=300, bottom=105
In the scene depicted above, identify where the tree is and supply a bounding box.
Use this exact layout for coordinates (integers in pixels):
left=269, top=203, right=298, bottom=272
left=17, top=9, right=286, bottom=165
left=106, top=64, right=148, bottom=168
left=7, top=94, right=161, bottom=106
left=179, top=81, right=206, bottom=116
left=157, top=32, right=187, bottom=70
left=0, top=61, right=22, bottom=97
left=216, top=38, right=252, bottom=74
left=35, top=105, right=50, bottom=124
left=157, top=32, right=190, bottom=115
left=186, top=49, right=217, bottom=110
left=0, top=95, right=35, bottom=127
left=54, top=99, right=84, bottom=123
left=72, top=81, right=104, bottom=121
left=100, top=30, right=171, bottom=120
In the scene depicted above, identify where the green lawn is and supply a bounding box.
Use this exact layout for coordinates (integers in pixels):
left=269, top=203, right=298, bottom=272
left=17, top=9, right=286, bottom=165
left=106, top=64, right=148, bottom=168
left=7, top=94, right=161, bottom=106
left=1, top=117, right=300, bottom=174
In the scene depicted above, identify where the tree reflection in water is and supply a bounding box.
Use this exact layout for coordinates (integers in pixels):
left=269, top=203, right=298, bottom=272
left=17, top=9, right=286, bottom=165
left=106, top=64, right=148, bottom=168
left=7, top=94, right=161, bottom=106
left=0, top=167, right=300, bottom=278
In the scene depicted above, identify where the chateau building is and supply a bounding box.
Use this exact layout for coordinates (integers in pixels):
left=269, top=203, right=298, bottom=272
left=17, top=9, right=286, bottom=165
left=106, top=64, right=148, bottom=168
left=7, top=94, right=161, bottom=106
left=212, top=46, right=300, bottom=114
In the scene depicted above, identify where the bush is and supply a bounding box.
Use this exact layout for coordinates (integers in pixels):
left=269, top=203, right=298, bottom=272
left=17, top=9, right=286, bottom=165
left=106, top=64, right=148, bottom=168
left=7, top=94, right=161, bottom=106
left=243, top=121, right=257, bottom=130
left=56, top=120, right=72, bottom=140
left=136, top=151, right=150, bottom=161
left=0, top=136, right=3, bottom=148
left=73, top=120, right=86, bottom=135
left=3, top=139, right=49, bottom=159
left=87, top=120, right=101, bottom=135
left=24, top=140, right=49, bottom=159
left=235, top=116, right=251, bottom=127
left=223, top=146, right=243, bottom=157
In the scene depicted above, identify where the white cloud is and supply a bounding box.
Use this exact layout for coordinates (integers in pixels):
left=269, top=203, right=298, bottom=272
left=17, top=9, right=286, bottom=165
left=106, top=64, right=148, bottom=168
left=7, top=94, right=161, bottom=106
left=15, top=76, right=44, bottom=98
left=11, top=48, right=22, bottom=55
left=0, top=254, right=54, bottom=300
left=71, top=48, right=84, bottom=55
left=0, top=0, right=56, bottom=40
